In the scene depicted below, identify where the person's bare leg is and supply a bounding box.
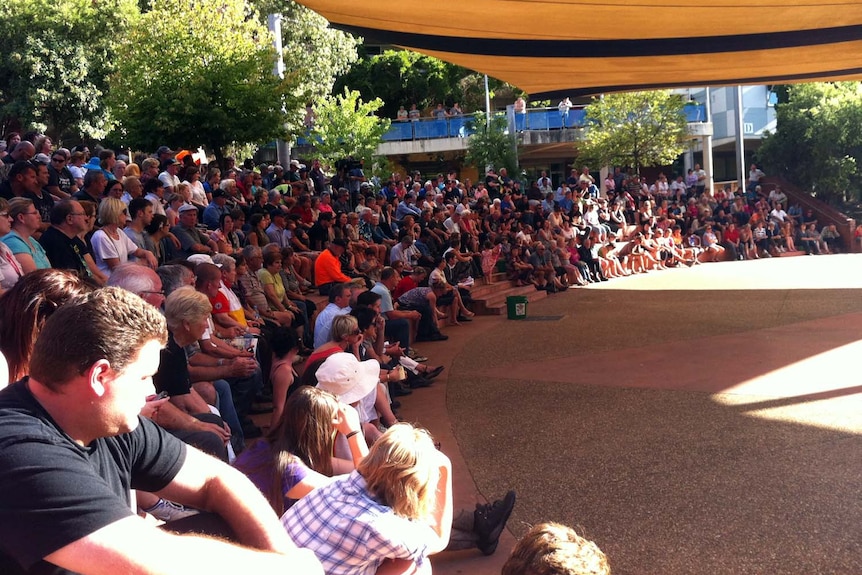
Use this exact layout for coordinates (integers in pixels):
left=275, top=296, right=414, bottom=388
left=375, top=383, right=398, bottom=427
left=454, top=290, right=473, bottom=317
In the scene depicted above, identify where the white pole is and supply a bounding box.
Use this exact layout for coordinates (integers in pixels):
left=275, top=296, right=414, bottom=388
left=703, top=87, right=714, bottom=195
left=268, top=13, right=290, bottom=167
left=484, top=74, right=491, bottom=128
left=734, top=86, right=746, bottom=192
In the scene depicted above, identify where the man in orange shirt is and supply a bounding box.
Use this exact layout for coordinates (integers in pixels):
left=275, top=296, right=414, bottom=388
left=314, top=238, right=351, bottom=295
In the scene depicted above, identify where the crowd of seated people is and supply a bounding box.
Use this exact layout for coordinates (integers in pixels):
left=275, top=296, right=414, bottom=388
left=1, top=131, right=846, bottom=575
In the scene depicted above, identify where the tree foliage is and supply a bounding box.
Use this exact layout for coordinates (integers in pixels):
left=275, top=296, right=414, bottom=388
left=309, top=87, right=391, bottom=168
left=465, top=113, right=519, bottom=176
left=758, top=82, right=862, bottom=202
left=0, top=0, right=137, bottom=140
left=334, top=49, right=512, bottom=120
left=579, top=91, right=689, bottom=175
left=108, top=0, right=299, bottom=162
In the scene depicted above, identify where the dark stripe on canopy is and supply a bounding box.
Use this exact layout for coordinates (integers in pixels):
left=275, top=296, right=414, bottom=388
left=533, top=66, right=862, bottom=99
left=337, top=24, right=862, bottom=58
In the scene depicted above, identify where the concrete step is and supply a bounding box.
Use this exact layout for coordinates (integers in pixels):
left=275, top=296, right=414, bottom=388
left=472, top=283, right=548, bottom=315
left=777, top=250, right=809, bottom=257
left=479, top=288, right=548, bottom=315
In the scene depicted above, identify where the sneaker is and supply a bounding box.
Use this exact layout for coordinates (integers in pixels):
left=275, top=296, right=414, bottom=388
left=474, top=490, right=517, bottom=555
left=406, top=348, right=427, bottom=362
left=143, top=498, right=199, bottom=522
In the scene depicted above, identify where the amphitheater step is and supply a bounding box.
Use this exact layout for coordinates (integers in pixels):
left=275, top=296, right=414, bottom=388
left=472, top=283, right=548, bottom=315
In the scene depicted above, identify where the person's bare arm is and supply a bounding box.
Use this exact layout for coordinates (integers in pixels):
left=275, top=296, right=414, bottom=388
left=385, top=309, right=421, bottom=323
left=148, top=400, right=230, bottom=443
left=45, top=450, right=324, bottom=575
left=44, top=514, right=322, bottom=575
left=188, top=353, right=256, bottom=382
left=132, top=248, right=158, bottom=269
left=14, top=252, right=38, bottom=274
left=211, top=313, right=246, bottom=335
left=425, top=451, right=453, bottom=554
left=103, top=256, right=122, bottom=271
left=47, top=185, right=71, bottom=199
left=168, top=388, right=211, bottom=416
left=198, top=335, right=249, bottom=359
left=83, top=253, right=108, bottom=285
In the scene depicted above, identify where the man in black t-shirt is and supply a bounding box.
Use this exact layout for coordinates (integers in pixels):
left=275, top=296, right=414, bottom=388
left=23, top=161, right=54, bottom=232
left=307, top=211, right=334, bottom=251
left=0, top=288, right=322, bottom=575
left=47, top=150, right=77, bottom=199
left=38, top=199, right=106, bottom=283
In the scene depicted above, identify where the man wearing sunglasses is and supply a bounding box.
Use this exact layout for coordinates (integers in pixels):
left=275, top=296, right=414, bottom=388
left=46, top=149, right=78, bottom=199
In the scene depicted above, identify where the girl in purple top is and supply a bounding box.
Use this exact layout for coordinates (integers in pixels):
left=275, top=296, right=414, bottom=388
left=233, top=386, right=367, bottom=515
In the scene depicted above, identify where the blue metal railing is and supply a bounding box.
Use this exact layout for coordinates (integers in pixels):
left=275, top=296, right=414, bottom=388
left=381, top=114, right=490, bottom=141
left=335, top=103, right=707, bottom=144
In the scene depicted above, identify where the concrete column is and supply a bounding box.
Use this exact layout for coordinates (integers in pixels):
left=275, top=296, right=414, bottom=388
left=702, top=134, right=714, bottom=194
left=703, top=87, right=715, bottom=194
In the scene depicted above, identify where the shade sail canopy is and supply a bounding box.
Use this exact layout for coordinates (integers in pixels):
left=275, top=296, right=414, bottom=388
left=295, top=0, right=862, bottom=98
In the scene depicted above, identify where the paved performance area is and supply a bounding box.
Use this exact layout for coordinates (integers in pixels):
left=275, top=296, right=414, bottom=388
left=399, top=254, right=862, bottom=575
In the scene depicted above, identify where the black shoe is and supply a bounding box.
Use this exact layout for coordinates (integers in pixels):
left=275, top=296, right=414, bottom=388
left=389, top=383, right=413, bottom=397
left=424, top=366, right=445, bottom=380
left=417, top=333, right=448, bottom=342
left=456, top=315, right=473, bottom=322
left=475, top=490, right=516, bottom=556
left=390, top=400, right=401, bottom=409
left=408, top=376, right=433, bottom=389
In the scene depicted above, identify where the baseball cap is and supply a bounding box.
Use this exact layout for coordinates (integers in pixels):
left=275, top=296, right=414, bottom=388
left=178, top=203, right=198, bottom=214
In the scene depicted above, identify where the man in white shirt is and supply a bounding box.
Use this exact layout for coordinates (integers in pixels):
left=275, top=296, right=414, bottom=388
left=443, top=211, right=462, bottom=234
left=158, top=159, right=182, bottom=194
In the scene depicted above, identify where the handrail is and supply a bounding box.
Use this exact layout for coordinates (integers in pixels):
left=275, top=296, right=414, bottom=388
left=760, top=177, right=857, bottom=252
left=379, top=103, right=706, bottom=142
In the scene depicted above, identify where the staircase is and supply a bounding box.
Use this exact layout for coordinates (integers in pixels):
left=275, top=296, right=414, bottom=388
left=468, top=272, right=548, bottom=316
left=304, top=271, right=550, bottom=318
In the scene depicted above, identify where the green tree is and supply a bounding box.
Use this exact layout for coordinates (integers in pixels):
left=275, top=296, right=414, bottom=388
left=578, top=91, right=689, bottom=175
left=309, top=87, right=391, bottom=168
left=334, top=49, right=511, bottom=120
left=0, top=0, right=138, bottom=140
left=464, top=113, right=519, bottom=176
left=108, top=0, right=299, bottom=163
left=758, top=82, right=862, bottom=203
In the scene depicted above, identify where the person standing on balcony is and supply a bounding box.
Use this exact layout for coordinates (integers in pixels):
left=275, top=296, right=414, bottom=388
left=449, top=103, right=463, bottom=116
left=513, top=97, right=526, bottom=114
left=396, top=106, right=408, bottom=121
left=747, top=164, right=765, bottom=194
left=408, top=104, right=420, bottom=121
left=433, top=104, right=449, bottom=120
left=558, top=97, right=572, bottom=127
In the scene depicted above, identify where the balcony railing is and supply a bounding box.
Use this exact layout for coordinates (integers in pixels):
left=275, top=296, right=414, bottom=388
left=299, top=103, right=707, bottom=145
